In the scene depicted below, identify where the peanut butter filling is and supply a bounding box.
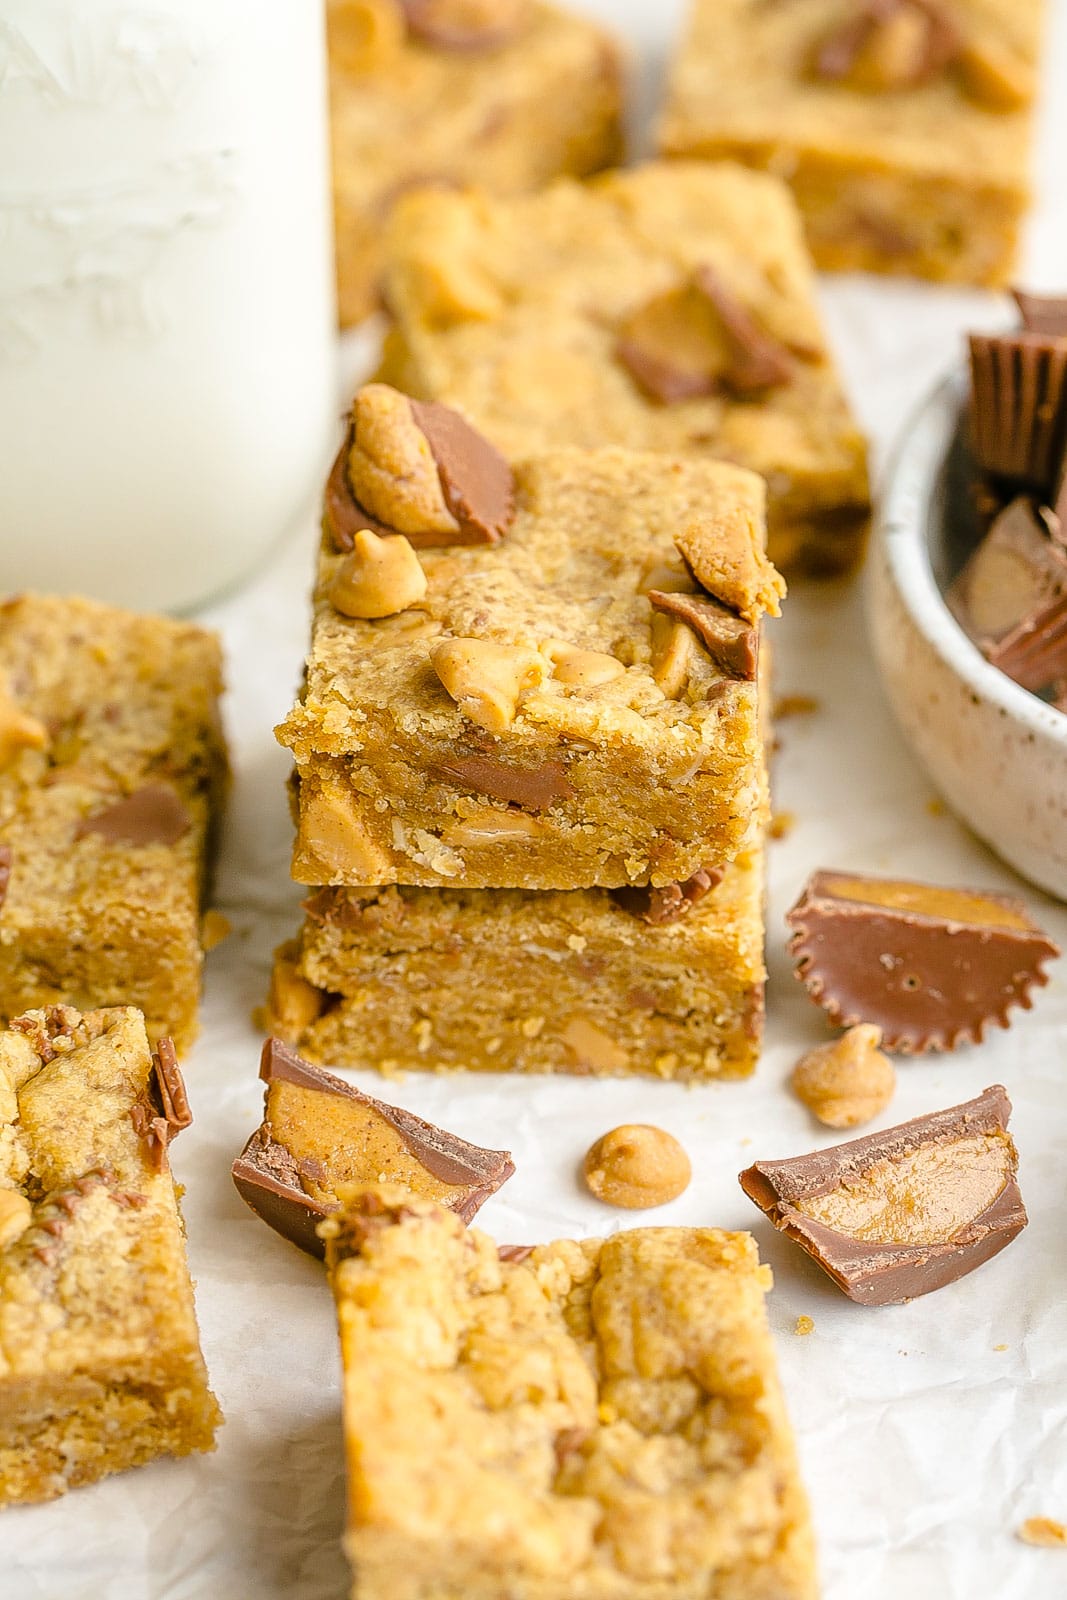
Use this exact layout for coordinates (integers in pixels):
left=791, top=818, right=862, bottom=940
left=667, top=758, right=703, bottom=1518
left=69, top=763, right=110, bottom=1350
left=266, top=1080, right=466, bottom=1208
left=794, top=1132, right=1012, bottom=1246
left=821, top=876, right=1031, bottom=931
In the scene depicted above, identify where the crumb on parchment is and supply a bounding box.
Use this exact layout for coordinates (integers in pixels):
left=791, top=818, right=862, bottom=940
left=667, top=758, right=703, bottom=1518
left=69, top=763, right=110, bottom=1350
left=1017, top=1518, right=1067, bottom=1548
left=794, top=1315, right=815, bottom=1337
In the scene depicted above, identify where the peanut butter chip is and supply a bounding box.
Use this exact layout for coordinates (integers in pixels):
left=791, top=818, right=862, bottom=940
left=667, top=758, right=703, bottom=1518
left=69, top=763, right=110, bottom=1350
left=540, top=639, right=625, bottom=688
left=329, top=530, right=428, bottom=619
left=791, top=1025, right=896, bottom=1129
left=1017, top=1517, right=1067, bottom=1548
left=270, top=945, right=327, bottom=1038
left=431, top=639, right=545, bottom=732
left=583, top=1124, right=691, bottom=1209
left=75, top=785, right=192, bottom=847
left=399, top=0, right=528, bottom=51
left=0, top=680, right=47, bottom=769
left=328, top=0, right=405, bottom=73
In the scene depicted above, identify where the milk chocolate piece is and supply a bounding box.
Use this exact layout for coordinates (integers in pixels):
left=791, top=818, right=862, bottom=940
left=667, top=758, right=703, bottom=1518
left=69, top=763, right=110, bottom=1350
left=431, top=753, right=574, bottom=810
left=130, top=1038, right=193, bottom=1171
left=692, top=267, right=794, bottom=395
left=947, top=496, right=1067, bottom=648
left=969, top=332, right=1067, bottom=490
left=648, top=590, right=759, bottom=681
left=232, top=1039, right=514, bottom=1258
left=611, top=865, right=724, bottom=926
left=739, top=1085, right=1026, bottom=1305
left=986, top=590, right=1067, bottom=692
left=787, top=870, right=1059, bottom=1052
left=1013, top=289, right=1067, bottom=338
left=326, top=399, right=514, bottom=552
left=75, top=784, right=193, bottom=847
left=811, top=0, right=960, bottom=90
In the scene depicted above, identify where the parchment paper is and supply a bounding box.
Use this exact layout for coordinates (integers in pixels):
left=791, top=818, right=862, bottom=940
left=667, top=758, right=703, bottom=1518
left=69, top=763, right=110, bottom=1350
left=5, top=3, right=1067, bottom=1594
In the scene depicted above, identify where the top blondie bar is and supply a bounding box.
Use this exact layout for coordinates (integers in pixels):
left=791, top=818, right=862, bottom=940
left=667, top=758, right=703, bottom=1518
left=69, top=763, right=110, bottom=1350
left=377, top=161, right=870, bottom=575
left=277, top=384, right=780, bottom=891
left=659, top=0, right=1043, bottom=289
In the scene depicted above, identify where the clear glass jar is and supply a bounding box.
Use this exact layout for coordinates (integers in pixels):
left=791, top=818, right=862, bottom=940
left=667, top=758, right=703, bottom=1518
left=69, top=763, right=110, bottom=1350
left=0, top=0, right=336, bottom=612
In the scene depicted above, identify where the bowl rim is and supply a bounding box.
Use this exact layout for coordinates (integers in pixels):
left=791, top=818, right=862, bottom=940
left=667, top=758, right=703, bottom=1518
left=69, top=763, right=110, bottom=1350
left=877, top=368, right=1067, bottom=749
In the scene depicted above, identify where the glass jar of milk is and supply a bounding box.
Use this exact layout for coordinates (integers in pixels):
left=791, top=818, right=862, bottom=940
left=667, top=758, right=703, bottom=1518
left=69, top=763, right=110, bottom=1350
left=0, top=1, right=336, bottom=612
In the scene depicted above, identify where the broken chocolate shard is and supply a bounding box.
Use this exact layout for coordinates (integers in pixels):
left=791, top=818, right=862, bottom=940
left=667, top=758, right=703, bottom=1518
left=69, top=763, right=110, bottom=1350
left=325, top=402, right=514, bottom=553
left=399, top=0, right=527, bottom=53
left=739, top=1085, right=1026, bottom=1306
left=968, top=332, right=1067, bottom=491
left=75, top=784, right=193, bottom=848
left=648, top=590, right=759, bottom=681
left=130, top=1037, right=193, bottom=1171
left=611, top=865, right=725, bottom=926
left=986, top=589, right=1067, bottom=693
left=1013, top=289, right=1067, bottom=338
left=232, top=1039, right=515, bottom=1258
left=431, top=753, right=574, bottom=810
left=692, top=267, right=793, bottom=396
left=947, top=496, right=1067, bottom=649
left=786, top=869, right=1059, bottom=1052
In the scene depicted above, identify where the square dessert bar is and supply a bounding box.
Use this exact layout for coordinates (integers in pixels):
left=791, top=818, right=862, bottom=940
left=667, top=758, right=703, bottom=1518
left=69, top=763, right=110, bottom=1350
left=0, top=594, right=227, bottom=1052
left=658, top=0, right=1044, bottom=289
left=377, top=162, right=870, bottom=575
left=328, top=0, right=623, bottom=325
left=278, top=410, right=780, bottom=890
left=269, top=832, right=766, bottom=1082
left=0, top=1006, right=219, bottom=1504
left=324, top=1187, right=817, bottom=1600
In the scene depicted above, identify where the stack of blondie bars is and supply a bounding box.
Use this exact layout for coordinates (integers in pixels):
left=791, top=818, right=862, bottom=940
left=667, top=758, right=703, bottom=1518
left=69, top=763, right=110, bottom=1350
left=268, top=380, right=784, bottom=1083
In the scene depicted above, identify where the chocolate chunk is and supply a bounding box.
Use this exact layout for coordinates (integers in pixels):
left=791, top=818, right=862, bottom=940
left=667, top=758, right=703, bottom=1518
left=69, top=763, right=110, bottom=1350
left=692, top=267, right=794, bottom=396
left=787, top=869, right=1059, bottom=1052
left=947, top=496, right=1067, bottom=648
left=232, top=1039, right=515, bottom=1258
left=1013, top=289, right=1067, bottom=338
left=301, top=885, right=400, bottom=931
left=986, top=589, right=1067, bottom=692
left=648, top=590, right=759, bottom=681
left=969, top=332, right=1067, bottom=491
left=326, top=403, right=514, bottom=553
left=431, top=753, right=574, bottom=810
left=409, top=399, right=514, bottom=544
left=810, top=0, right=960, bottom=89
left=75, top=784, right=193, bottom=847
left=130, top=1037, right=193, bottom=1171
left=0, top=844, right=11, bottom=911
left=399, top=0, right=527, bottom=53
left=611, top=865, right=724, bottom=926
left=739, top=1085, right=1027, bottom=1305
left=616, top=271, right=793, bottom=406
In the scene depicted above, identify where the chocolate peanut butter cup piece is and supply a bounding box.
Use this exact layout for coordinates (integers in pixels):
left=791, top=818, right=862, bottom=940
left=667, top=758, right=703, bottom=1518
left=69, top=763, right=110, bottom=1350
left=130, top=1037, right=194, bottom=1171
left=947, top=496, right=1067, bottom=650
left=326, top=392, right=514, bottom=552
left=810, top=0, right=960, bottom=91
left=786, top=870, right=1059, bottom=1052
left=399, top=0, right=528, bottom=53
left=75, top=784, right=193, bottom=847
left=1013, top=289, right=1067, bottom=338
left=648, top=589, right=759, bottom=681
left=611, top=865, right=724, bottom=926
left=232, top=1038, right=515, bottom=1257
left=739, top=1085, right=1026, bottom=1305
left=968, top=331, right=1067, bottom=490
left=986, top=589, right=1067, bottom=693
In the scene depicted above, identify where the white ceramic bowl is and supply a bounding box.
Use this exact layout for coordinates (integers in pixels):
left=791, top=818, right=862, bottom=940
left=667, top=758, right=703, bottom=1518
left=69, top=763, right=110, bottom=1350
left=868, top=371, right=1067, bottom=902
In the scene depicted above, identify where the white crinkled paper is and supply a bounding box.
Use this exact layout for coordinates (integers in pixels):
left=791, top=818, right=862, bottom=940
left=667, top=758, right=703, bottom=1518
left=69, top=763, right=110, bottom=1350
left=5, top=3, right=1067, bottom=1593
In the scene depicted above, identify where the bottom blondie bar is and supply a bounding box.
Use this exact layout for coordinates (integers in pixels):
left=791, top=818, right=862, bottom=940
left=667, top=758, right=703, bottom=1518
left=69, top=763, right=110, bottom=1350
left=323, top=1186, right=817, bottom=1600
left=268, top=837, right=765, bottom=1082
left=0, top=1006, right=220, bottom=1504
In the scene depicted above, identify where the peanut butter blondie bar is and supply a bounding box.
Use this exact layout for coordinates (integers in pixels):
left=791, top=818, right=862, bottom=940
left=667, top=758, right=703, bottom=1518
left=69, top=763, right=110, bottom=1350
left=323, top=1186, right=817, bottom=1600
left=0, top=594, right=227, bottom=1051
left=268, top=833, right=765, bottom=1081
left=377, top=163, right=869, bottom=575
left=658, top=0, right=1044, bottom=289
left=277, top=389, right=781, bottom=889
left=0, top=1006, right=220, bottom=1505
left=328, top=0, right=623, bottom=325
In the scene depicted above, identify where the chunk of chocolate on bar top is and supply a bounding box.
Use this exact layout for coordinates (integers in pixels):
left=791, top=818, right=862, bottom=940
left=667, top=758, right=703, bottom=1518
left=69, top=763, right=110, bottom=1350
left=231, top=1039, right=514, bottom=1257
left=739, top=1085, right=1026, bottom=1306
left=786, top=870, right=1059, bottom=1053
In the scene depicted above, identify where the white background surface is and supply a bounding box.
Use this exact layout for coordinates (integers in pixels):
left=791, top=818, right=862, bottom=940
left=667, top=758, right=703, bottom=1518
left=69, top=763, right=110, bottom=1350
left=6, top=3, right=1067, bottom=1596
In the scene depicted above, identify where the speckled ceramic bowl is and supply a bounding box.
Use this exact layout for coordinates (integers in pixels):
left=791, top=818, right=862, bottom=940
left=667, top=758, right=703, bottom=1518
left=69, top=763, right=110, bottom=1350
left=868, top=371, right=1067, bottom=902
